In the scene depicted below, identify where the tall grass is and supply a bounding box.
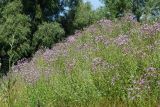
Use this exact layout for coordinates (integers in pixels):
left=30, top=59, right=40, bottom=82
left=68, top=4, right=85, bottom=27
left=0, top=19, right=159, bottom=107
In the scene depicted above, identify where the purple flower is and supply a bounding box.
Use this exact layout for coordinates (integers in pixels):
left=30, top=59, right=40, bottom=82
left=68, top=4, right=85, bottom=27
left=139, top=79, right=145, bottom=85
left=146, top=67, right=156, bottom=72
left=114, top=35, right=129, bottom=46
left=97, top=18, right=113, bottom=27
left=67, top=36, right=76, bottom=43
left=141, top=22, right=160, bottom=36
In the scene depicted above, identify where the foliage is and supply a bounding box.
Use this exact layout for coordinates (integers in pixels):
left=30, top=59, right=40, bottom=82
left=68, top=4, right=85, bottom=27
left=0, top=0, right=98, bottom=74
left=94, top=7, right=106, bottom=20
left=60, top=0, right=82, bottom=34
left=101, top=0, right=160, bottom=21
left=0, top=0, right=31, bottom=74
left=101, top=0, right=132, bottom=18
left=139, top=0, right=160, bottom=21
left=22, top=0, right=63, bottom=21
left=33, top=22, right=65, bottom=49
left=0, top=0, right=160, bottom=106
left=73, top=2, right=96, bottom=29
left=0, top=19, right=160, bottom=106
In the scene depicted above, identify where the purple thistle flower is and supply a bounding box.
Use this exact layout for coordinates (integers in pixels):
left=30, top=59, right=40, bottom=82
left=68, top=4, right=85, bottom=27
left=67, top=36, right=76, bottom=43
left=146, top=67, right=156, bottom=72
left=139, top=79, right=145, bottom=85
left=114, top=35, right=129, bottom=46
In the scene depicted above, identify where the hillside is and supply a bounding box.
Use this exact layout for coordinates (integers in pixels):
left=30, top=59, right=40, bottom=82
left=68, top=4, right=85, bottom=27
left=12, top=18, right=114, bottom=83
left=1, top=17, right=160, bottom=107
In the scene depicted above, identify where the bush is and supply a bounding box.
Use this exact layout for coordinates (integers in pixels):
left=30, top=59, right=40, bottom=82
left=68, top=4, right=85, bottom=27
left=33, top=22, right=65, bottom=49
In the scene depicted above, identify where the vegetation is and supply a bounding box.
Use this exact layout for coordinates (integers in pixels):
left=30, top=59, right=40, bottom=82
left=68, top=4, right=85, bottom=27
left=101, top=0, right=160, bottom=21
left=0, top=0, right=160, bottom=107
left=0, top=0, right=31, bottom=74
left=73, top=2, right=96, bottom=30
left=0, top=0, right=97, bottom=74
left=0, top=17, right=160, bottom=106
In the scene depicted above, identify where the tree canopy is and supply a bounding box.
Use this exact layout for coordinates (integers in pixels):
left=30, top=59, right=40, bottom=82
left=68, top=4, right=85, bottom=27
left=101, top=0, right=160, bottom=21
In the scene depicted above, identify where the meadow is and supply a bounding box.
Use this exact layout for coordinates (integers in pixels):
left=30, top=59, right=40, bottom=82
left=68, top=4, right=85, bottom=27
left=0, top=17, right=160, bottom=107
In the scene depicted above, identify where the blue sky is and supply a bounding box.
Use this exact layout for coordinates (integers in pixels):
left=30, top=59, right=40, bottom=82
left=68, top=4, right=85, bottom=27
left=84, top=0, right=104, bottom=10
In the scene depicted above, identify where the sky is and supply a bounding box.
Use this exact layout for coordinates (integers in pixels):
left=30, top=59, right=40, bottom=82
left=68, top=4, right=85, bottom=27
left=84, top=0, right=104, bottom=10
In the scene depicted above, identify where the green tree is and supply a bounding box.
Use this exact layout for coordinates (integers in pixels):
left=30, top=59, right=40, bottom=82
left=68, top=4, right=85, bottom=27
left=0, top=0, right=9, bottom=20
left=73, top=2, right=96, bottom=29
left=101, top=0, right=160, bottom=21
left=0, top=0, right=31, bottom=75
left=94, top=7, right=106, bottom=20
left=21, top=0, right=65, bottom=46
left=101, top=0, right=132, bottom=18
left=33, top=22, right=65, bottom=49
left=22, top=0, right=63, bottom=21
left=60, top=0, right=82, bottom=34
left=0, top=0, right=66, bottom=75
left=141, top=0, right=160, bottom=21
left=0, top=0, right=96, bottom=75
left=132, top=0, right=146, bottom=21
left=61, top=0, right=98, bottom=33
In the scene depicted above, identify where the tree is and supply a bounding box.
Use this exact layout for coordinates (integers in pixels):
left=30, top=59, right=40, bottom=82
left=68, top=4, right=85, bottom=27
left=0, top=0, right=95, bottom=75
left=94, top=7, right=106, bottom=20
left=73, top=2, right=95, bottom=29
left=33, top=22, right=65, bottom=49
left=0, top=0, right=67, bottom=75
left=0, top=0, right=31, bottom=75
left=132, top=0, right=146, bottom=21
left=141, top=0, right=160, bottom=21
left=21, top=0, right=65, bottom=48
left=101, top=0, right=132, bottom=18
left=22, top=0, right=64, bottom=21
left=0, top=0, right=9, bottom=20
left=101, top=0, right=160, bottom=21
left=61, top=0, right=97, bottom=34
left=60, top=0, right=82, bottom=34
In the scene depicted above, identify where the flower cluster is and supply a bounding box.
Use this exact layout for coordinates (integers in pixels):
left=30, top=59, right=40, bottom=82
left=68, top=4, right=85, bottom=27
left=66, top=59, right=76, bottom=72
left=92, top=57, right=115, bottom=71
left=114, top=35, right=129, bottom=46
left=94, top=35, right=110, bottom=47
left=127, top=66, right=160, bottom=100
left=66, top=36, right=76, bottom=43
left=97, top=18, right=113, bottom=28
left=121, top=13, right=137, bottom=23
left=141, top=22, right=160, bottom=36
left=12, top=60, right=40, bottom=84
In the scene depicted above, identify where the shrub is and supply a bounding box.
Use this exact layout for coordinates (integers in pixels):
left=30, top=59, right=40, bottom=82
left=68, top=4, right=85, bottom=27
left=32, top=22, right=65, bottom=49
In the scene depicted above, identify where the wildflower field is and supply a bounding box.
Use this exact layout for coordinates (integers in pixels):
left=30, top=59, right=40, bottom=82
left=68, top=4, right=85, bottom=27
left=0, top=18, right=160, bottom=107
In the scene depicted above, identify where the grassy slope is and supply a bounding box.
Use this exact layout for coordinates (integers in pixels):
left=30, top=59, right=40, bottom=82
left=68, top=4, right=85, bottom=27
left=0, top=18, right=160, bottom=107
